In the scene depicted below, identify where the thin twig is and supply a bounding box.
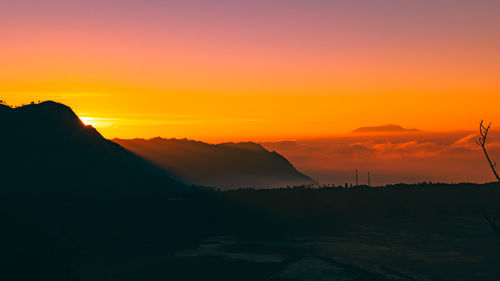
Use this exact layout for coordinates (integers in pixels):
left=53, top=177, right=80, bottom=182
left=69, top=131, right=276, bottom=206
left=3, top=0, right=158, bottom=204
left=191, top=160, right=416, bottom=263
left=477, top=120, right=500, bottom=181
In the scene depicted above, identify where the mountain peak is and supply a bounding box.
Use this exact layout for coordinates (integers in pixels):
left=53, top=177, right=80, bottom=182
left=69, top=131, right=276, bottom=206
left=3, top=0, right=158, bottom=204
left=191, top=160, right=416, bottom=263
left=219, top=141, right=266, bottom=151
left=17, top=100, right=76, bottom=114
left=4, top=100, right=93, bottom=135
left=352, top=124, right=421, bottom=134
left=1, top=100, right=182, bottom=190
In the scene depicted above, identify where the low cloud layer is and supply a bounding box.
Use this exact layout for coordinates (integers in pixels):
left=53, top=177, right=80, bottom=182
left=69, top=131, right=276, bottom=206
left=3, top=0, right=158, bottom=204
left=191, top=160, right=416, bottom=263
left=261, top=132, right=500, bottom=186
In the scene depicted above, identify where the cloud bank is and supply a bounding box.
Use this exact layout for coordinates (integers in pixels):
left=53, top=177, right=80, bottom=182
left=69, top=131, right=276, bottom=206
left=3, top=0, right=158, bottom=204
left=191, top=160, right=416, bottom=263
left=261, top=131, right=500, bottom=186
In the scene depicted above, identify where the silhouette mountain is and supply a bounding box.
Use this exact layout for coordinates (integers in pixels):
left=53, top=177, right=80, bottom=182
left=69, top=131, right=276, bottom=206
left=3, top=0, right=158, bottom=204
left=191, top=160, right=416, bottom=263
left=0, top=101, right=183, bottom=191
left=352, top=124, right=421, bottom=134
left=113, top=137, right=314, bottom=189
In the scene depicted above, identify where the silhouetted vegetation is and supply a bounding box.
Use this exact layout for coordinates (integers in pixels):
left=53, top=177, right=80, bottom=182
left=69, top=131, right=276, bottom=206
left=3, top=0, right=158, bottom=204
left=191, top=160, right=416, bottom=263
left=476, top=120, right=500, bottom=181
left=476, top=120, right=500, bottom=242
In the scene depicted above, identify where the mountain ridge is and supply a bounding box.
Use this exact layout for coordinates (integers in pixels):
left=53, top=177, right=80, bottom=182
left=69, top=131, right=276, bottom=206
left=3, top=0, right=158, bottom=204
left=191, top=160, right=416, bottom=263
left=0, top=101, right=184, bottom=191
left=352, top=124, right=421, bottom=134
left=114, top=137, right=313, bottom=189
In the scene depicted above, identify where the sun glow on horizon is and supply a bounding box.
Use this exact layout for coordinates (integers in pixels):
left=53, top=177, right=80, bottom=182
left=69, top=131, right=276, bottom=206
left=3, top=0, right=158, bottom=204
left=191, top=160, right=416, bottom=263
left=79, top=117, right=96, bottom=127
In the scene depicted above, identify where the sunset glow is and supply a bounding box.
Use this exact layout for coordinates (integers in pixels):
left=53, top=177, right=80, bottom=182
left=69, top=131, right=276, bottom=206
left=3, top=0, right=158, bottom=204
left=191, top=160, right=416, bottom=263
left=2, top=1, right=500, bottom=141
left=79, top=117, right=96, bottom=127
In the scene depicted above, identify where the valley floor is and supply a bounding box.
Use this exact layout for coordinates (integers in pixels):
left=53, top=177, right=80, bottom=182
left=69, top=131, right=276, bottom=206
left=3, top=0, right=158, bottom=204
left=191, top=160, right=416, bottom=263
left=73, top=217, right=500, bottom=281
left=2, top=183, right=500, bottom=281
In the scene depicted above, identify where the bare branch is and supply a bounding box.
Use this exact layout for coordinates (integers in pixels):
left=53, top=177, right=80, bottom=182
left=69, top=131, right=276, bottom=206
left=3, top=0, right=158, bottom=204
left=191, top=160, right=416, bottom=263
left=475, top=139, right=482, bottom=146
left=476, top=120, right=500, bottom=182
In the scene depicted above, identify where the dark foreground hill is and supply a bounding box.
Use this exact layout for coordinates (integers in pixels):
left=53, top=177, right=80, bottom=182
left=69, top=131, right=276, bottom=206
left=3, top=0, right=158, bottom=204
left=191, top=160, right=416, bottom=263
left=0, top=101, right=183, bottom=192
left=2, top=181, right=500, bottom=281
left=114, top=137, right=313, bottom=189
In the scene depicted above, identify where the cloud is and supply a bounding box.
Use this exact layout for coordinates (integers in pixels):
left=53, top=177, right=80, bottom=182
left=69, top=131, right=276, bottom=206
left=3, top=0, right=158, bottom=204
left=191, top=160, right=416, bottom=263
left=450, top=134, right=477, bottom=149
left=260, top=131, right=500, bottom=185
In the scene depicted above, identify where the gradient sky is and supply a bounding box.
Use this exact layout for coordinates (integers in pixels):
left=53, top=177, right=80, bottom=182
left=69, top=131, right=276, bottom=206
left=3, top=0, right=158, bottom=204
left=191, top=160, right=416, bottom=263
left=2, top=0, right=500, bottom=141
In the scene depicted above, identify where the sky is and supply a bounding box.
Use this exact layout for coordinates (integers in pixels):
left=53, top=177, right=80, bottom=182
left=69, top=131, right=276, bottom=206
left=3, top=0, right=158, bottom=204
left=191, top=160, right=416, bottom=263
left=1, top=0, right=500, bottom=141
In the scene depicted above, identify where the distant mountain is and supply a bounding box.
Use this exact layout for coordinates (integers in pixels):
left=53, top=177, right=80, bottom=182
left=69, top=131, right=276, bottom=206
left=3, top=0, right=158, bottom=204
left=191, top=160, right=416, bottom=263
left=0, top=101, right=183, bottom=191
left=352, top=124, right=421, bottom=134
left=113, top=137, right=314, bottom=189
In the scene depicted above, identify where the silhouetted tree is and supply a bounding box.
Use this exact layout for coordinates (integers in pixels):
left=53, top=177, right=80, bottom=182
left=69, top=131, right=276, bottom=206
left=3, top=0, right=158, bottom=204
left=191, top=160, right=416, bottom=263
left=476, top=120, right=500, bottom=181
left=477, top=120, right=500, bottom=241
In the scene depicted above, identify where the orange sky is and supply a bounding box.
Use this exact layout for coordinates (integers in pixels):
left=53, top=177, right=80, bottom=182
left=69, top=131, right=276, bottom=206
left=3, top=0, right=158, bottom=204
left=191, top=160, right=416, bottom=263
left=2, top=1, right=500, bottom=142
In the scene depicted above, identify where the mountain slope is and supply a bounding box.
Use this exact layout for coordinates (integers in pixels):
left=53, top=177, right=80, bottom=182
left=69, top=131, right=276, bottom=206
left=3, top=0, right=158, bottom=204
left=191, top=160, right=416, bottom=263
left=0, top=101, right=183, bottom=191
left=113, top=137, right=313, bottom=189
